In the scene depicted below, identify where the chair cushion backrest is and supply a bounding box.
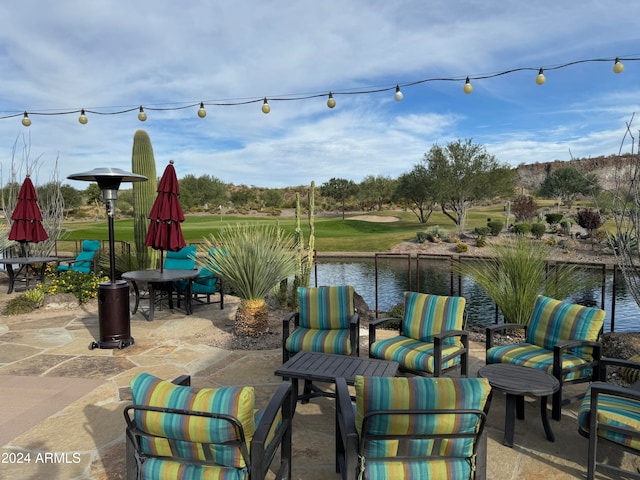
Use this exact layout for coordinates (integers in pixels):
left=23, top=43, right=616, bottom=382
left=525, top=296, right=605, bottom=354
left=130, top=372, right=255, bottom=468
left=72, top=240, right=101, bottom=272
left=163, top=245, right=197, bottom=270
left=403, top=292, right=465, bottom=343
left=297, top=285, right=355, bottom=330
left=355, top=375, right=491, bottom=459
left=82, top=239, right=101, bottom=253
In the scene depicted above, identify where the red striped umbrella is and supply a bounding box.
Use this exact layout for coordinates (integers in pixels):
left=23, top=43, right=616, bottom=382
left=144, top=161, right=185, bottom=271
left=8, top=176, right=48, bottom=255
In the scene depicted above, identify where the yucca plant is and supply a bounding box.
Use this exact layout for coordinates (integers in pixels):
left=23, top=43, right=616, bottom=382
left=456, top=236, right=578, bottom=325
left=199, top=224, right=297, bottom=336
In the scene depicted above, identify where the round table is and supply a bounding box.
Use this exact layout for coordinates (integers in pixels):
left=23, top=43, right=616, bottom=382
left=478, top=363, right=560, bottom=448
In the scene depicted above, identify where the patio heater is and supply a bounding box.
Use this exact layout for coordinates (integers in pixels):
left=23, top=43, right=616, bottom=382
left=68, top=168, right=147, bottom=350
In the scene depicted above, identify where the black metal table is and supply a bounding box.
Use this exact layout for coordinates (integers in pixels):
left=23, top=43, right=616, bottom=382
left=478, top=363, right=560, bottom=448
left=121, top=268, right=200, bottom=321
left=274, top=351, right=399, bottom=406
left=0, top=256, right=64, bottom=294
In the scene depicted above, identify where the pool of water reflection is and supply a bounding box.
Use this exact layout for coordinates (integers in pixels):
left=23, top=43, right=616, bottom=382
left=314, top=256, right=640, bottom=333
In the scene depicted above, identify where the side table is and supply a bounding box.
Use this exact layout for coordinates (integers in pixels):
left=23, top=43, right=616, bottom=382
left=478, top=363, right=560, bottom=448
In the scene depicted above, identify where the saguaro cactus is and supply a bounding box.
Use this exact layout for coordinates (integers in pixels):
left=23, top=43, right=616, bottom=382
left=131, top=130, right=158, bottom=269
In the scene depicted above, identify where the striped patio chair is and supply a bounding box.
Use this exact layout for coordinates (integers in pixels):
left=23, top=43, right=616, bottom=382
left=368, top=291, right=469, bottom=377
left=282, top=285, right=359, bottom=363
left=486, top=295, right=605, bottom=421
left=578, top=357, right=640, bottom=480
left=124, top=372, right=294, bottom=480
left=335, top=375, right=492, bottom=480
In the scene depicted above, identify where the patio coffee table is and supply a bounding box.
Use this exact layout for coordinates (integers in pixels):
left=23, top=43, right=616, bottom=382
left=478, top=363, right=560, bottom=448
left=274, top=351, right=399, bottom=406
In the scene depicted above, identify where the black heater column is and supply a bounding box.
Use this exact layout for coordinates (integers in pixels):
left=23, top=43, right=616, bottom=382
left=67, top=168, right=147, bottom=350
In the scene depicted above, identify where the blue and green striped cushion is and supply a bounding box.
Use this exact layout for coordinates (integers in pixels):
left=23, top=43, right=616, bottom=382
left=368, top=336, right=462, bottom=373
left=403, top=292, right=465, bottom=345
left=284, top=327, right=352, bottom=356
left=140, top=457, right=246, bottom=480
left=130, top=373, right=255, bottom=469
left=355, top=375, right=491, bottom=470
left=362, top=459, right=477, bottom=480
left=526, top=295, right=604, bottom=358
left=486, top=343, right=591, bottom=381
left=297, top=285, right=354, bottom=330
left=578, top=383, right=640, bottom=451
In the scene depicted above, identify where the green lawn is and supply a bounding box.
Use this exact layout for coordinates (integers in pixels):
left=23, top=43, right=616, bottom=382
left=61, top=206, right=514, bottom=252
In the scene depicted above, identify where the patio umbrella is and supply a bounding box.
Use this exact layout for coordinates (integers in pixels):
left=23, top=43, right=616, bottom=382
left=144, top=160, right=185, bottom=272
left=8, top=175, right=48, bottom=256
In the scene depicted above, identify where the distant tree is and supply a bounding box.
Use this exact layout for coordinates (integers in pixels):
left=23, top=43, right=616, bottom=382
left=576, top=208, right=604, bottom=249
left=260, top=189, right=284, bottom=208
left=320, top=177, right=357, bottom=220
left=59, top=184, right=82, bottom=210
left=357, top=175, right=396, bottom=211
left=394, top=165, right=435, bottom=224
left=85, top=183, right=102, bottom=205
left=512, top=195, right=538, bottom=221
left=538, top=166, right=601, bottom=209
left=230, top=186, right=255, bottom=208
left=424, top=139, right=515, bottom=232
left=180, top=174, right=227, bottom=210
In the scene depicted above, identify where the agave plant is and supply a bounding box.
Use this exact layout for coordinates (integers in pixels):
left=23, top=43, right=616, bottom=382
left=456, top=236, right=578, bottom=325
left=199, top=224, right=297, bottom=336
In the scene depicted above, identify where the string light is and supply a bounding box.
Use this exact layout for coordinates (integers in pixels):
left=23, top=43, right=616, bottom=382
left=394, top=85, right=403, bottom=101
left=4, top=55, right=636, bottom=123
left=197, top=102, right=207, bottom=118
left=613, top=57, right=624, bottom=73
left=261, top=98, right=270, bottom=114
left=327, top=92, right=336, bottom=109
left=78, top=109, right=88, bottom=124
left=463, top=77, right=473, bottom=94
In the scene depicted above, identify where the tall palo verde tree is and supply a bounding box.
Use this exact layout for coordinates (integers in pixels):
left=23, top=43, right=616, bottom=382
left=131, top=130, right=158, bottom=269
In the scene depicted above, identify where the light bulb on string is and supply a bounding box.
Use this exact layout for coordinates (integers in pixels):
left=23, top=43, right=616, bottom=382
left=535, top=68, right=546, bottom=85
left=138, top=106, right=147, bottom=122
left=197, top=102, right=207, bottom=118
left=394, top=85, right=403, bottom=101
left=463, top=77, right=473, bottom=94
left=327, top=92, right=336, bottom=109
left=21, top=112, right=31, bottom=127
left=613, top=57, right=624, bottom=74
left=261, top=98, right=270, bottom=114
left=78, top=109, right=88, bottom=124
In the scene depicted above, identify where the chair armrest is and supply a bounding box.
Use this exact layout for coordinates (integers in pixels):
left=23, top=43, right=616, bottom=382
left=433, top=330, right=470, bottom=377
left=597, top=357, right=640, bottom=385
left=485, top=323, right=526, bottom=349
left=553, top=340, right=602, bottom=380
left=349, top=313, right=360, bottom=357
left=251, top=382, right=294, bottom=480
left=335, top=377, right=358, bottom=480
left=368, top=317, right=400, bottom=345
left=171, top=375, right=191, bottom=386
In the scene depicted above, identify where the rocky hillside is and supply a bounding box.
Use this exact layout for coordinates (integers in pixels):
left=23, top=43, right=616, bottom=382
left=516, top=154, right=637, bottom=193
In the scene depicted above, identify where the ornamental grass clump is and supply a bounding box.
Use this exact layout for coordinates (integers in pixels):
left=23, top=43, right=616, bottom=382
left=199, top=224, right=297, bottom=336
left=456, top=236, right=578, bottom=325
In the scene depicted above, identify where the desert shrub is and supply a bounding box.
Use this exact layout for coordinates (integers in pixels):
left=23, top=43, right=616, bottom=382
left=476, top=236, right=487, bottom=247
left=3, top=295, right=38, bottom=315
left=512, top=195, right=538, bottom=221
left=24, top=288, right=45, bottom=307
left=546, top=237, right=558, bottom=246
left=387, top=302, right=404, bottom=319
left=545, top=213, right=564, bottom=227
left=576, top=208, right=604, bottom=235
left=474, top=226, right=490, bottom=237
left=446, top=236, right=460, bottom=244
left=455, top=242, right=469, bottom=253
left=560, top=219, right=573, bottom=235
left=512, top=223, right=532, bottom=236
left=487, top=220, right=503, bottom=236
left=530, top=222, right=546, bottom=239
left=608, top=232, right=638, bottom=254
left=40, top=270, right=108, bottom=303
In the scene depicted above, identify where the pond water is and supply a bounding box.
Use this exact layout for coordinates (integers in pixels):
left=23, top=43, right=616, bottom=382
left=313, top=256, right=640, bottom=333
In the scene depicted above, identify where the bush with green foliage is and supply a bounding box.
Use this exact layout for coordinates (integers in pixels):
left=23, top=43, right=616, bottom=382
left=560, top=219, right=573, bottom=235
left=24, top=288, right=45, bottom=307
left=39, top=270, right=108, bottom=303
left=446, top=236, right=460, bottom=244
left=545, top=213, right=564, bottom=227
left=608, top=232, right=638, bottom=254
left=474, top=226, right=490, bottom=237
left=530, top=222, right=546, bottom=239
left=512, top=223, right=532, bottom=235
left=487, top=220, right=503, bottom=236
left=476, top=236, right=487, bottom=247
left=455, top=242, right=469, bottom=253
left=2, top=294, right=39, bottom=315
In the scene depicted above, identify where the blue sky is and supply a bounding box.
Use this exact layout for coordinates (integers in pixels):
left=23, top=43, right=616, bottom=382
left=0, top=1, right=639, bottom=189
